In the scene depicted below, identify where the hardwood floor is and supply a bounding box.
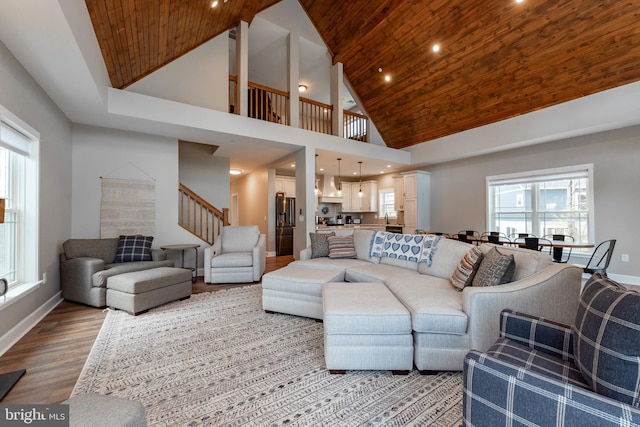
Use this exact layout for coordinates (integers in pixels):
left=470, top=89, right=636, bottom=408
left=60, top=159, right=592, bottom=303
left=0, top=255, right=293, bottom=404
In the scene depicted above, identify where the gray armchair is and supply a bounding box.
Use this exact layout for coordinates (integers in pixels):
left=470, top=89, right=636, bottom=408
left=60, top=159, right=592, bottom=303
left=60, top=238, right=172, bottom=307
left=204, top=225, right=266, bottom=284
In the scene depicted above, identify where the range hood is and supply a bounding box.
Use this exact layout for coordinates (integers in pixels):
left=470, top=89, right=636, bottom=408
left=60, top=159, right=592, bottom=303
left=318, top=175, right=344, bottom=203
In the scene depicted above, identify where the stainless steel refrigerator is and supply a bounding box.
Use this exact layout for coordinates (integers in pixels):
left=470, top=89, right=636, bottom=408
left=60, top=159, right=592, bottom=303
left=276, top=192, right=295, bottom=256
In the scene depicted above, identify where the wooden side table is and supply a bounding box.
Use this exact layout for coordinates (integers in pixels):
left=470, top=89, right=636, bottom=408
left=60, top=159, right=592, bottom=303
left=160, top=244, right=200, bottom=283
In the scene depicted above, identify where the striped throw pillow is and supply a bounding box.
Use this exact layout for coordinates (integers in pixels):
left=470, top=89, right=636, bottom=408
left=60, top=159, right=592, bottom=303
left=450, top=246, right=483, bottom=291
left=327, top=235, right=357, bottom=259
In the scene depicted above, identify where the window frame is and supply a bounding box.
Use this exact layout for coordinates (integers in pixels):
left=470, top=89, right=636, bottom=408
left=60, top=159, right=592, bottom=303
left=0, top=106, right=40, bottom=289
left=378, top=188, right=397, bottom=219
left=486, top=164, right=594, bottom=249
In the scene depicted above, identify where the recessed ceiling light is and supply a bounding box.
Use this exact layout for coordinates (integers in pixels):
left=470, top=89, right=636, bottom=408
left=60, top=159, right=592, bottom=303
left=386, top=165, right=391, bottom=168
left=379, top=171, right=384, bottom=174
left=432, top=44, right=441, bottom=53
left=385, top=74, right=391, bottom=82
left=320, top=167, right=324, bottom=171
left=515, top=0, right=524, bottom=3
left=211, top=0, right=218, bottom=7
left=230, top=168, right=242, bottom=175
left=377, top=67, right=383, bottom=73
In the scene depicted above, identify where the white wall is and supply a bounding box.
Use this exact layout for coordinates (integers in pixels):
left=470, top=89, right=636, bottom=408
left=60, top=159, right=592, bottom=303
left=127, top=36, right=229, bottom=112
left=425, top=124, right=640, bottom=278
left=0, top=41, right=72, bottom=339
left=71, top=125, right=213, bottom=271
left=178, top=141, right=230, bottom=210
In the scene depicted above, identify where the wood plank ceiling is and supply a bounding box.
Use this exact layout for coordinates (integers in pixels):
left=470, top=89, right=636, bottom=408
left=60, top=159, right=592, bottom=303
left=85, top=0, right=280, bottom=89
left=87, top=0, right=640, bottom=149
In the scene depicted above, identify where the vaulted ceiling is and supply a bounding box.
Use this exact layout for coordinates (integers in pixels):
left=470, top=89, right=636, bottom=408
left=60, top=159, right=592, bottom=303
left=86, top=0, right=640, bottom=150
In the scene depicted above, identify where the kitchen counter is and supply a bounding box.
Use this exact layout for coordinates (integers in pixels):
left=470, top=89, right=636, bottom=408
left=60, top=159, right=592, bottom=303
left=315, top=224, right=390, bottom=231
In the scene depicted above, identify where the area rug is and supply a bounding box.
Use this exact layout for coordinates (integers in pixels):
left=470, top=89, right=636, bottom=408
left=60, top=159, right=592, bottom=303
left=73, top=285, right=463, bottom=426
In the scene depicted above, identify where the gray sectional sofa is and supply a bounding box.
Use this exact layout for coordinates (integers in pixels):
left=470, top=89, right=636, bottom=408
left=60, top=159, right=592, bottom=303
left=262, top=229, right=582, bottom=372
left=60, top=238, right=174, bottom=308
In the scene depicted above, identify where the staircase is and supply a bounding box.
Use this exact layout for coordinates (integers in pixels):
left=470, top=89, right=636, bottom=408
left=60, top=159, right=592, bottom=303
left=178, top=183, right=229, bottom=245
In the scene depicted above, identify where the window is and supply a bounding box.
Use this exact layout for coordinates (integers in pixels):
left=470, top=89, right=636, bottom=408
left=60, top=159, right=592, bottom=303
left=379, top=188, right=397, bottom=219
left=0, top=109, right=39, bottom=288
left=486, top=165, right=594, bottom=244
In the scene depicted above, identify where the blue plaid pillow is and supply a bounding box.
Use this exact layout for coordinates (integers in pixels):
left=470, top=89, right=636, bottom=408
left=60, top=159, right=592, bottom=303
left=572, top=272, right=640, bottom=406
left=114, top=235, right=153, bottom=263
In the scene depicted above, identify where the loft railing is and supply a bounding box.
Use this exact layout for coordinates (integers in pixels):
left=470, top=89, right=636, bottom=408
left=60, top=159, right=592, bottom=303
left=228, top=76, right=369, bottom=141
left=344, top=110, right=369, bottom=142
left=300, top=97, right=332, bottom=135
left=248, top=82, right=289, bottom=124
left=178, top=183, right=228, bottom=246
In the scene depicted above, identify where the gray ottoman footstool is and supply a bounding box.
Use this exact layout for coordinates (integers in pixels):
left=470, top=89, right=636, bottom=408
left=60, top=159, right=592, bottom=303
left=262, top=265, right=345, bottom=319
left=64, top=393, right=146, bottom=426
left=322, top=282, right=413, bottom=374
left=106, top=267, right=192, bottom=315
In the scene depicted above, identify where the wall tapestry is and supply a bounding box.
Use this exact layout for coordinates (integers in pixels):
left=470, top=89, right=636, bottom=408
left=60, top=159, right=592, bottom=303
left=100, top=178, right=155, bottom=238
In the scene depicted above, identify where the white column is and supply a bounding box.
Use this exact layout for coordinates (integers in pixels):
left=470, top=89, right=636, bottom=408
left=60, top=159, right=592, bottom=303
left=288, top=33, right=300, bottom=128
left=236, top=21, right=249, bottom=117
left=331, top=62, right=344, bottom=137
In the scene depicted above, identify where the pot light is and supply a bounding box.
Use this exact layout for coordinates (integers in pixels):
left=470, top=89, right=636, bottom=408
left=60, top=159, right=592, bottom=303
left=384, top=74, right=391, bottom=82
left=432, top=44, right=441, bottom=53
left=211, top=0, right=218, bottom=7
left=229, top=168, right=242, bottom=175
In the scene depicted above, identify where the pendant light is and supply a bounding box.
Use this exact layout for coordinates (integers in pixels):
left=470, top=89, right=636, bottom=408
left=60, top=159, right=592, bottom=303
left=357, top=161, right=365, bottom=198
left=336, top=158, right=342, bottom=197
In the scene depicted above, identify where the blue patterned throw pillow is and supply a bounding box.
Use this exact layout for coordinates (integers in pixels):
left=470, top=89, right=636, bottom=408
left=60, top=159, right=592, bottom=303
left=381, top=233, right=425, bottom=262
left=572, top=272, right=640, bottom=406
left=370, top=231, right=388, bottom=258
left=114, top=235, right=153, bottom=263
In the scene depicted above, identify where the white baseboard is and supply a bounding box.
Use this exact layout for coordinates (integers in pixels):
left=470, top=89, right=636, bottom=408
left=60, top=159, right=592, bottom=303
left=608, top=273, right=640, bottom=287
left=0, top=291, right=63, bottom=357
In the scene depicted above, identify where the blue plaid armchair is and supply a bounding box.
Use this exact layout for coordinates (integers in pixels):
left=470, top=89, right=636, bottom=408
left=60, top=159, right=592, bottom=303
left=463, top=309, right=640, bottom=426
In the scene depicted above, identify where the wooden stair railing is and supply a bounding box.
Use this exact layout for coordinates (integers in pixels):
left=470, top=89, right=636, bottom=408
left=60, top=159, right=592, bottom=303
left=300, top=97, right=332, bottom=135
left=344, top=110, right=369, bottom=142
left=179, top=183, right=229, bottom=246
left=228, top=75, right=369, bottom=141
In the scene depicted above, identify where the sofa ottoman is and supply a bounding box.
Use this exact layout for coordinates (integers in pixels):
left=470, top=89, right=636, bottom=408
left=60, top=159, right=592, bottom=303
left=323, top=282, right=413, bottom=374
left=262, top=265, right=345, bottom=319
left=106, top=267, right=192, bottom=315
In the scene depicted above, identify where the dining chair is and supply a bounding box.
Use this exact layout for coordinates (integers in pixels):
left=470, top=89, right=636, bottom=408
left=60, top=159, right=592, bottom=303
left=457, top=233, right=470, bottom=243
left=583, top=239, right=617, bottom=277
left=542, top=234, right=574, bottom=263
left=513, top=237, right=552, bottom=254
left=509, top=233, right=536, bottom=248
left=457, top=230, right=480, bottom=245
left=480, top=231, right=509, bottom=245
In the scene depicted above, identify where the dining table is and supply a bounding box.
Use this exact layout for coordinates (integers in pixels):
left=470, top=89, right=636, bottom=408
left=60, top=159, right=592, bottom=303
left=449, top=235, right=594, bottom=249
left=536, top=240, right=594, bottom=249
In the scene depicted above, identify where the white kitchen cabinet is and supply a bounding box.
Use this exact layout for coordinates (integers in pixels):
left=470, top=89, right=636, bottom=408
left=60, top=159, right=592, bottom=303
left=394, top=176, right=404, bottom=211
left=348, top=180, right=377, bottom=212
left=340, top=182, right=352, bottom=211
left=275, top=176, right=296, bottom=198
left=361, top=181, right=377, bottom=212
left=402, top=171, right=430, bottom=232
